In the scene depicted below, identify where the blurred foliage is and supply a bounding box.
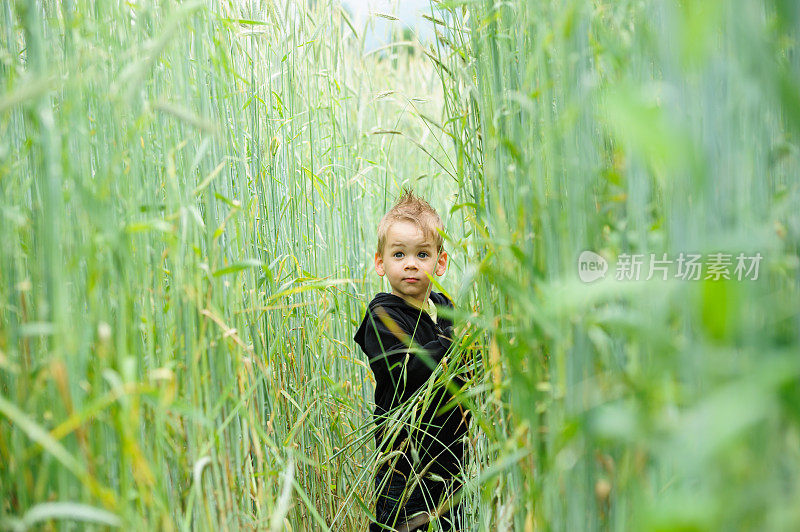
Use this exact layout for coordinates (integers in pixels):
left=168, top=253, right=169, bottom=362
left=430, top=0, right=800, bottom=529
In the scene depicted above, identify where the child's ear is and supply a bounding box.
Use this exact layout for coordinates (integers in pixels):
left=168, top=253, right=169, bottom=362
left=435, top=251, right=448, bottom=276
left=374, top=252, right=385, bottom=276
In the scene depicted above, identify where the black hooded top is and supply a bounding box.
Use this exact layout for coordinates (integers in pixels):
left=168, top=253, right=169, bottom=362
left=353, top=291, right=469, bottom=478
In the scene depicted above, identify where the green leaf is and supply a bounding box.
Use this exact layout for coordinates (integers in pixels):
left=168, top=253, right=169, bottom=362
left=0, top=395, right=91, bottom=491
left=12, top=502, right=121, bottom=531
left=212, top=259, right=263, bottom=277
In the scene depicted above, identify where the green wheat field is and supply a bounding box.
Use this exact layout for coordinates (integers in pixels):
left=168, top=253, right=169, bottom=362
left=2, top=0, right=799, bottom=530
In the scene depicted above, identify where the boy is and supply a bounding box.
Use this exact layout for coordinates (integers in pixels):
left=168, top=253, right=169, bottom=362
left=354, top=189, right=470, bottom=531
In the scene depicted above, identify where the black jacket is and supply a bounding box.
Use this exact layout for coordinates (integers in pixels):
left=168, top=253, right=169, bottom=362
left=353, top=292, right=469, bottom=478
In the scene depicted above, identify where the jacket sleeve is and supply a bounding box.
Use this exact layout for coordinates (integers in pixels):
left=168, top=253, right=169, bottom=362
left=361, top=305, right=452, bottom=401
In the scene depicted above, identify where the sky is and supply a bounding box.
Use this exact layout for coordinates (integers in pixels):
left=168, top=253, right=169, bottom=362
left=340, top=0, right=436, bottom=50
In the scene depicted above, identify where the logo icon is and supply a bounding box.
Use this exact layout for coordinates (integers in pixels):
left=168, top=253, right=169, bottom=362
left=578, top=250, right=608, bottom=283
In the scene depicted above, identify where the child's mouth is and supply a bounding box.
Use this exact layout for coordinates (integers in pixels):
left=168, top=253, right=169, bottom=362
left=403, top=278, right=419, bottom=283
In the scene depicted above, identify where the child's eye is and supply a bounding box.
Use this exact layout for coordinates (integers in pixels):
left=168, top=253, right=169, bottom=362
left=393, top=252, right=404, bottom=259
left=418, top=252, right=429, bottom=259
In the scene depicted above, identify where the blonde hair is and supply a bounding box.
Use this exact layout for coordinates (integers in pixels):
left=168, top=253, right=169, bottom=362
left=377, top=188, right=444, bottom=255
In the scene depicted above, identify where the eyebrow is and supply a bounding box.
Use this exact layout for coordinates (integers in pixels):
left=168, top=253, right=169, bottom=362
left=388, top=241, right=433, bottom=248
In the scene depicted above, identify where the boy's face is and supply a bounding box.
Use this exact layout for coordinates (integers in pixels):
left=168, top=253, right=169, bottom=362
left=374, top=220, right=448, bottom=307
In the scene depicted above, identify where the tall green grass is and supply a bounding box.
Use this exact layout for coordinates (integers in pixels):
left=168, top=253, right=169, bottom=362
left=431, top=0, right=800, bottom=529
left=2, top=0, right=799, bottom=530
left=1, top=1, right=463, bottom=529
